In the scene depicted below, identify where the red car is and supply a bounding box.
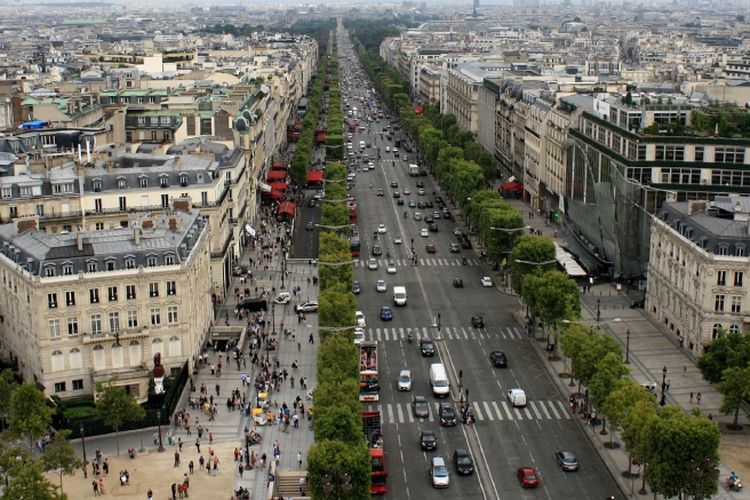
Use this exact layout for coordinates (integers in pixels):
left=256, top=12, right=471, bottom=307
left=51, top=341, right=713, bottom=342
left=426, top=243, right=436, bottom=253
left=516, top=466, right=539, bottom=488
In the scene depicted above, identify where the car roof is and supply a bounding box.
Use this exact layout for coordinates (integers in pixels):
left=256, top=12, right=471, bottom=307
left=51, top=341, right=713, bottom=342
left=415, top=395, right=426, bottom=402
left=432, top=456, right=446, bottom=466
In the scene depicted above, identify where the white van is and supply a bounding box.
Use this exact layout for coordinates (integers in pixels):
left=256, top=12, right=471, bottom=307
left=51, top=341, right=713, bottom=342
left=506, top=388, right=527, bottom=408
left=393, top=286, right=407, bottom=306
left=430, top=363, right=450, bottom=397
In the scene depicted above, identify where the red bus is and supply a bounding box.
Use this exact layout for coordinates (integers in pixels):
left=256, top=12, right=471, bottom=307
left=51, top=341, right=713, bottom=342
left=370, top=448, right=387, bottom=494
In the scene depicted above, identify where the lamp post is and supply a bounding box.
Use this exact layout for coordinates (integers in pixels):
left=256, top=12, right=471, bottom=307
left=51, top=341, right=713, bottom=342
left=80, top=423, right=87, bottom=478
left=660, top=366, right=667, bottom=406
left=157, top=410, right=165, bottom=452
left=322, top=472, right=353, bottom=498
left=596, top=299, right=601, bottom=323
left=625, top=329, right=631, bottom=364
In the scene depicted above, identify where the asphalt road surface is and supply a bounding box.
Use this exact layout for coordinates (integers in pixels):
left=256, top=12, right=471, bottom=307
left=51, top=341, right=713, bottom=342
left=338, top=30, right=623, bottom=500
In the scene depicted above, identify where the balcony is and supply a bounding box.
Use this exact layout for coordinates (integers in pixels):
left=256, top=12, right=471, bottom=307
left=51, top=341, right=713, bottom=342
left=82, top=327, right=150, bottom=345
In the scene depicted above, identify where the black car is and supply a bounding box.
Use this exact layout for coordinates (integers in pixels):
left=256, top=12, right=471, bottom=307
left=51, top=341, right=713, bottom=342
left=420, top=339, right=436, bottom=357
left=420, top=430, right=437, bottom=451
left=490, top=351, right=508, bottom=368
left=372, top=245, right=382, bottom=256
left=471, top=315, right=484, bottom=328
left=460, top=238, right=472, bottom=249
left=425, top=200, right=434, bottom=208
left=439, top=404, right=457, bottom=426
left=397, top=198, right=404, bottom=206
left=453, top=449, right=474, bottom=475
left=429, top=223, right=439, bottom=232
left=412, top=396, right=430, bottom=418
left=453, top=277, right=464, bottom=288
left=352, top=280, right=361, bottom=295
left=416, top=180, right=425, bottom=188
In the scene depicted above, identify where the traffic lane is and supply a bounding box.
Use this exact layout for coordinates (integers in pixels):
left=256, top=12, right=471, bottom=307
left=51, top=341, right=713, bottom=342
left=291, top=199, right=320, bottom=259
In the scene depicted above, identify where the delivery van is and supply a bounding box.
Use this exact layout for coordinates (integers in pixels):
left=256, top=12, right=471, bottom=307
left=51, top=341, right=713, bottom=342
left=393, top=286, right=407, bottom=306
left=506, top=388, right=527, bottom=408
left=430, top=363, right=450, bottom=397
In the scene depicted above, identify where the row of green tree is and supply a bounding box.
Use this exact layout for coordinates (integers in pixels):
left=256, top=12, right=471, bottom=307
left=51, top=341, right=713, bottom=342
left=290, top=57, right=329, bottom=187
left=0, top=372, right=145, bottom=499
left=325, top=53, right=346, bottom=162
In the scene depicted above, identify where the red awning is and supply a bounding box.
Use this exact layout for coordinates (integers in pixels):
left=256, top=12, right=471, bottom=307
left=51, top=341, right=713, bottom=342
left=266, top=170, right=286, bottom=181
left=278, top=201, right=296, bottom=217
left=315, top=132, right=327, bottom=144
left=501, top=181, right=524, bottom=193
left=272, top=161, right=288, bottom=170
left=306, top=170, right=324, bottom=183
left=414, top=104, right=424, bottom=114
left=269, top=189, right=283, bottom=199
left=268, top=182, right=288, bottom=191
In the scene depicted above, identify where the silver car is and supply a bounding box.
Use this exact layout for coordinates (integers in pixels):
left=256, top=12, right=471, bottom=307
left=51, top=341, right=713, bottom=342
left=368, top=258, right=378, bottom=270
left=398, top=369, right=412, bottom=391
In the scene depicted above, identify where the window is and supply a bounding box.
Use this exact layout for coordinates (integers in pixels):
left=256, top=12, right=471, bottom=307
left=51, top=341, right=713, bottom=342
left=127, top=310, right=138, bottom=328
left=165, top=255, right=175, bottom=265
left=20, top=186, right=32, bottom=197
left=1, top=186, right=12, bottom=198
left=147, top=256, right=157, bottom=267
left=36, top=204, right=44, bottom=216
left=119, top=196, right=127, bottom=211
left=94, top=199, right=102, bottom=213
left=125, top=257, right=136, bottom=269
left=140, top=177, right=148, bottom=188
left=48, top=293, right=58, bottom=308
left=736, top=245, right=746, bottom=257
left=126, top=131, right=133, bottom=143
left=72, top=379, right=84, bottom=390
left=51, top=351, right=65, bottom=372
left=717, top=270, right=727, bottom=286
left=54, top=382, right=66, bottom=393
left=49, top=319, right=60, bottom=338
left=90, top=289, right=99, bottom=303
left=69, top=348, right=82, bottom=369
left=714, top=147, right=745, bottom=164
left=150, top=308, right=161, bottom=326
left=712, top=323, right=722, bottom=339
left=96, top=223, right=105, bottom=231
left=149, top=283, right=159, bottom=297
left=160, top=175, right=169, bottom=188
left=108, top=312, right=120, bottom=333
left=92, top=179, right=102, bottom=192
left=695, top=146, right=704, bottom=162
left=729, top=324, right=742, bottom=334
left=180, top=174, right=189, bottom=186
left=92, top=344, right=105, bottom=370
left=63, top=263, right=74, bottom=275
left=166, top=281, right=176, bottom=295
left=731, top=296, right=742, bottom=313
left=9, top=206, right=17, bottom=218
left=715, top=294, right=725, bottom=312
left=45, top=266, right=55, bottom=277
left=167, top=306, right=178, bottom=324
left=108, top=286, right=118, bottom=302
left=65, top=291, right=76, bottom=306
left=126, top=285, right=136, bottom=300
left=201, top=192, right=208, bottom=205
left=735, top=272, right=744, bottom=287
left=90, top=313, right=102, bottom=335
left=87, top=261, right=97, bottom=272
left=118, top=178, right=126, bottom=189
left=161, top=194, right=169, bottom=208
left=67, top=317, right=79, bottom=336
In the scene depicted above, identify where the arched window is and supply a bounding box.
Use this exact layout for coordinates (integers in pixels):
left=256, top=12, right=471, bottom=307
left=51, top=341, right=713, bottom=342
left=129, top=340, right=142, bottom=367
left=92, top=344, right=105, bottom=370
left=51, top=350, right=64, bottom=372
left=69, top=348, right=83, bottom=369
left=111, top=342, right=123, bottom=368
left=712, top=324, right=723, bottom=339
left=152, top=338, right=163, bottom=356
left=168, top=336, right=181, bottom=358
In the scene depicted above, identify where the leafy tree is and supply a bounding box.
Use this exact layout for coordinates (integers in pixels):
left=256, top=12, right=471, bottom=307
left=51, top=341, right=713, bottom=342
left=95, top=381, right=146, bottom=456
left=559, top=324, right=589, bottom=388
left=317, top=336, right=359, bottom=383
left=509, top=235, right=556, bottom=295
left=307, top=440, right=371, bottom=500
left=0, top=434, right=28, bottom=487
left=9, top=383, right=54, bottom=451
left=0, top=369, right=16, bottom=431
left=314, top=405, right=361, bottom=443
left=480, top=208, right=524, bottom=264
left=697, top=330, right=750, bottom=384
left=522, top=270, right=580, bottom=328
left=1, top=458, right=66, bottom=500
left=312, top=380, right=360, bottom=421
left=576, top=332, right=621, bottom=390
left=622, top=399, right=659, bottom=493
left=40, top=430, right=82, bottom=494
left=589, top=352, right=629, bottom=419
left=602, top=379, right=656, bottom=450
left=716, top=366, right=750, bottom=428
left=318, top=283, right=356, bottom=331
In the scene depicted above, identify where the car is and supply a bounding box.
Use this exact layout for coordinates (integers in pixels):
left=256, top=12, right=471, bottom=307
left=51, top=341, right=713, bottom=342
left=386, top=261, right=397, bottom=274
left=393, top=234, right=403, bottom=245
left=420, top=228, right=429, bottom=237
left=372, top=244, right=382, bottom=256
left=416, top=180, right=425, bottom=188
left=408, top=200, right=417, bottom=208
left=413, top=212, right=422, bottom=221
left=398, top=369, right=412, bottom=391
left=460, top=238, right=472, bottom=249
left=453, top=277, right=464, bottom=288
left=412, top=396, right=430, bottom=418
left=420, top=338, right=435, bottom=357
left=429, top=223, right=439, bottom=232
left=555, top=450, right=579, bottom=471
left=308, top=198, right=317, bottom=208
left=353, top=328, right=365, bottom=345
left=295, top=301, right=319, bottom=313
left=506, top=388, right=527, bottom=408
left=417, top=188, right=425, bottom=196
left=490, top=351, right=508, bottom=368
left=443, top=207, right=452, bottom=219
left=453, top=226, right=463, bottom=237
left=439, top=404, right=457, bottom=426
left=377, top=224, right=387, bottom=234
left=481, top=276, right=493, bottom=287
left=420, top=170, right=428, bottom=177
left=355, top=310, right=366, bottom=327
left=368, top=162, right=374, bottom=169
left=273, top=292, right=291, bottom=304
left=449, top=242, right=460, bottom=253
left=368, top=258, right=378, bottom=270
left=433, top=211, right=441, bottom=219
left=516, top=466, right=540, bottom=488
left=376, top=279, right=387, bottom=292
left=397, top=198, right=404, bottom=206
left=376, top=189, right=384, bottom=197
left=426, top=243, right=436, bottom=253
left=425, top=215, right=434, bottom=224
left=393, top=147, right=399, bottom=154
left=392, top=191, right=401, bottom=199
left=453, top=449, right=474, bottom=475
left=385, top=146, right=391, bottom=152
left=471, top=315, right=484, bottom=328
left=352, top=280, right=361, bottom=295
left=390, top=180, right=399, bottom=188
left=630, top=298, right=645, bottom=309
left=417, top=201, right=425, bottom=209
left=403, top=187, right=411, bottom=195
left=380, top=305, right=393, bottom=321
left=402, top=154, right=408, bottom=161
left=430, top=456, right=450, bottom=489
left=420, top=429, right=437, bottom=450
left=425, top=200, right=434, bottom=208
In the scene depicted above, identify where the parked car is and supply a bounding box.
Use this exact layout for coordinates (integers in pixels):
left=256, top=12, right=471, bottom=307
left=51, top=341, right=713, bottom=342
left=295, top=301, right=318, bottom=313
left=273, top=292, right=291, bottom=304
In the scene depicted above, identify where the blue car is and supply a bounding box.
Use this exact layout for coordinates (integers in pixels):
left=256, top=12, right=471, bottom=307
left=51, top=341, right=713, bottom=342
left=380, top=305, right=393, bottom=321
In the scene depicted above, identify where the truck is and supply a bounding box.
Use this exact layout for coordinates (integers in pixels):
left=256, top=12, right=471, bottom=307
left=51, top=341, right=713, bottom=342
left=408, top=163, right=420, bottom=177
left=359, top=341, right=379, bottom=402
left=363, top=411, right=387, bottom=494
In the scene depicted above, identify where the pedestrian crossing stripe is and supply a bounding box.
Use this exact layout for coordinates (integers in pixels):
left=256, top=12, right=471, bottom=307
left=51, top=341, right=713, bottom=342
left=362, top=400, right=572, bottom=424
left=355, top=257, right=481, bottom=268
left=365, top=326, right=525, bottom=342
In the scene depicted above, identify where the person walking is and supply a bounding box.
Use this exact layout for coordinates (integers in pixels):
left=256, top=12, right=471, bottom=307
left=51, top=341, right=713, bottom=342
left=689, top=392, right=694, bottom=403
left=188, top=460, right=194, bottom=475
left=177, top=437, right=183, bottom=452
left=99, top=477, right=105, bottom=495
left=92, top=479, right=100, bottom=496
left=171, top=483, right=177, bottom=500
left=195, top=439, right=200, bottom=454
left=147, top=489, right=154, bottom=500
left=297, top=451, right=303, bottom=468
left=697, top=392, right=702, bottom=404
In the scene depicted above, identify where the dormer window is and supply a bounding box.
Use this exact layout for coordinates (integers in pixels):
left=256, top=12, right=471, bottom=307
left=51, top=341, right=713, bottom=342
left=92, top=180, right=102, bottom=192
left=86, top=260, right=97, bottom=272
left=146, top=255, right=157, bottom=267
left=139, top=177, right=148, bottom=188
left=179, top=174, right=189, bottom=187
left=160, top=175, right=169, bottom=188
left=125, top=257, right=136, bottom=269
left=736, top=245, right=746, bottom=257
left=62, top=263, right=74, bottom=275
left=44, top=265, right=56, bottom=277
left=165, top=254, right=175, bottom=265
left=117, top=177, right=127, bottom=189
left=718, top=244, right=729, bottom=256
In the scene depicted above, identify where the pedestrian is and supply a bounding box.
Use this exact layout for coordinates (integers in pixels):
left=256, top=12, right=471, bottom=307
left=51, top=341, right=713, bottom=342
left=174, top=451, right=181, bottom=467
left=188, top=460, right=194, bottom=474
left=308, top=333, right=314, bottom=344
left=683, top=364, right=687, bottom=377
left=297, top=451, right=303, bottom=468
left=238, top=463, right=244, bottom=477
left=297, top=342, right=301, bottom=352
left=99, top=477, right=105, bottom=494
left=147, top=489, right=154, bottom=500
left=290, top=376, right=295, bottom=388
left=103, top=458, right=109, bottom=475
left=696, top=392, right=702, bottom=404
left=92, top=479, right=100, bottom=496
left=171, top=483, right=177, bottom=500
left=199, top=455, right=205, bottom=471
left=177, top=437, right=183, bottom=452
left=195, top=439, right=200, bottom=454
left=665, top=379, right=671, bottom=392
left=209, top=431, right=213, bottom=444
left=689, top=391, right=694, bottom=403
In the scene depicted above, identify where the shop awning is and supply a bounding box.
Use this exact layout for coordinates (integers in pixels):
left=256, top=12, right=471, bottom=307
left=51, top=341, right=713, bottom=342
left=269, top=189, right=284, bottom=199
left=501, top=180, right=524, bottom=193
left=268, top=182, right=288, bottom=191
left=306, top=170, right=324, bottom=184
left=278, top=201, right=296, bottom=217
left=266, top=170, right=286, bottom=181
left=272, top=161, right=288, bottom=170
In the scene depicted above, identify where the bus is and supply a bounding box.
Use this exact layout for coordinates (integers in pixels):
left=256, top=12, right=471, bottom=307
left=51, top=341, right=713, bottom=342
left=359, top=341, right=379, bottom=402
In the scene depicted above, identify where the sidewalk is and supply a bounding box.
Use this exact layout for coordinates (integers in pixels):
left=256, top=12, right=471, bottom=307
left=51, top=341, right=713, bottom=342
left=501, top=197, right=750, bottom=499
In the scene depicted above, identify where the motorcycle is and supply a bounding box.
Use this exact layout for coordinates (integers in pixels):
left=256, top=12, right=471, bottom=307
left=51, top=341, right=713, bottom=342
left=403, top=211, right=407, bottom=218
left=462, top=257, right=467, bottom=265
left=727, top=477, right=743, bottom=491
left=407, top=333, right=413, bottom=344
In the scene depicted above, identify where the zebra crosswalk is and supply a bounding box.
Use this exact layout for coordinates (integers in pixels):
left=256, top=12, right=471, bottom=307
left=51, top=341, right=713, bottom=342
left=365, top=325, right=526, bottom=342
left=355, top=257, right=481, bottom=268
left=364, top=399, right=572, bottom=425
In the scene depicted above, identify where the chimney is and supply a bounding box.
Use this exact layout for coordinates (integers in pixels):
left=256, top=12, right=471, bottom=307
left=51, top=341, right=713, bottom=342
left=134, top=228, right=141, bottom=246
left=76, top=232, right=84, bottom=251
left=168, top=218, right=178, bottom=231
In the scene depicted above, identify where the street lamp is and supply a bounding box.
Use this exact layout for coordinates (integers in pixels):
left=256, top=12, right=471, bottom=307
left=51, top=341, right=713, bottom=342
left=315, top=223, right=350, bottom=230
left=318, top=260, right=357, bottom=267
left=80, top=423, right=87, bottom=478
left=490, top=225, right=531, bottom=233
left=157, top=410, right=165, bottom=452
left=596, top=298, right=601, bottom=323
left=660, top=366, right=667, bottom=406
left=514, top=258, right=558, bottom=266
left=323, top=472, right=353, bottom=497
left=625, top=329, right=631, bottom=364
